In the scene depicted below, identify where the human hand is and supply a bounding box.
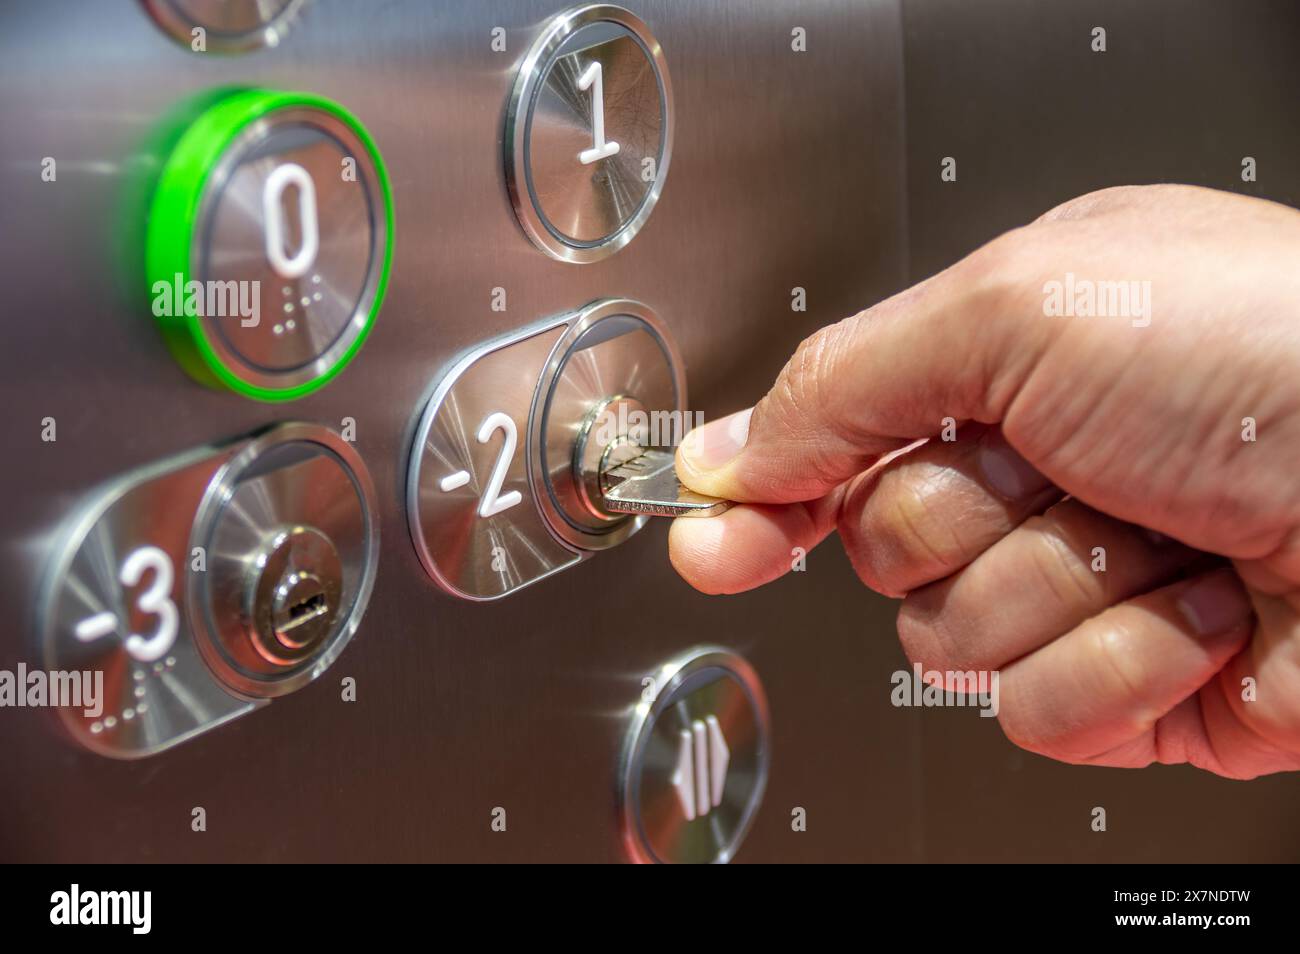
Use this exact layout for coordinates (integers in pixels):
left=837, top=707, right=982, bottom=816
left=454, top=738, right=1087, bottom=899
left=670, top=184, right=1300, bottom=779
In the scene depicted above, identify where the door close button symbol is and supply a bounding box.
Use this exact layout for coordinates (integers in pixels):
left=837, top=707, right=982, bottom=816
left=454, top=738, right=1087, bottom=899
left=672, top=715, right=730, bottom=821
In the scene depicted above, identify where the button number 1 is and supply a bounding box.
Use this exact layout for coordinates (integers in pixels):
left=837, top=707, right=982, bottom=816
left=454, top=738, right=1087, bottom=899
left=577, top=61, right=620, bottom=165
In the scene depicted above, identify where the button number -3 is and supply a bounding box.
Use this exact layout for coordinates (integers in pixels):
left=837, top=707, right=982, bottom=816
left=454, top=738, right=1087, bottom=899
left=119, top=546, right=179, bottom=663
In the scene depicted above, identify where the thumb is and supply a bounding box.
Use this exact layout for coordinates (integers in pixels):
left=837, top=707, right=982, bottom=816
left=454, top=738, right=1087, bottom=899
left=677, top=245, right=1051, bottom=503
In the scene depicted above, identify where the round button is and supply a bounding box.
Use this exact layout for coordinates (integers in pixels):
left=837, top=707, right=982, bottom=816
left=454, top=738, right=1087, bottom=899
left=531, top=299, right=685, bottom=552
left=142, top=0, right=308, bottom=53
left=620, top=648, right=770, bottom=864
left=188, top=424, right=379, bottom=698
left=147, top=89, right=393, bottom=401
left=506, top=4, right=674, bottom=263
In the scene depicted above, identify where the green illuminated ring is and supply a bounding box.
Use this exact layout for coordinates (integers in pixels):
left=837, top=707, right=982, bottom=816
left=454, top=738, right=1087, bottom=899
left=146, top=89, right=394, bottom=402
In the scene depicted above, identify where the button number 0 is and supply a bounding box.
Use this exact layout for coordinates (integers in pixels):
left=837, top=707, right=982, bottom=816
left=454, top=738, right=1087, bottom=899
left=577, top=61, right=620, bottom=165
left=263, top=162, right=320, bottom=279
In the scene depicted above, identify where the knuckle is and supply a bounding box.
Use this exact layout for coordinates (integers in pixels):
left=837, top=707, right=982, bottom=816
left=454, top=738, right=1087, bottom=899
left=1033, top=185, right=1143, bottom=224
left=767, top=317, right=868, bottom=447
left=896, top=590, right=965, bottom=675
left=997, top=705, right=1056, bottom=759
left=860, top=476, right=969, bottom=593
left=1088, top=620, right=1158, bottom=723
left=1025, top=519, right=1105, bottom=611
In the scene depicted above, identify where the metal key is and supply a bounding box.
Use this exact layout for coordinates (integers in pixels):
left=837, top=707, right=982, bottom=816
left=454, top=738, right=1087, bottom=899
left=600, top=447, right=732, bottom=518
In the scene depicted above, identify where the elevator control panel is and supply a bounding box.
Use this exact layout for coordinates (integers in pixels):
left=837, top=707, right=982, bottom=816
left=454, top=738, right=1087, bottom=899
left=506, top=4, right=673, bottom=262
left=407, top=297, right=705, bottom=601
left=15, top=1, right=785, bottom=864
left=39, top=424, right=379, bottom=758
left=147, top=88, right=393, bottom=402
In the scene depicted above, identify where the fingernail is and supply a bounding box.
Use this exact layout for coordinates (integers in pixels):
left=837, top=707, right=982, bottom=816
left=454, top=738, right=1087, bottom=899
left=1177, top=571, right=1251, bottom=636
left=681, top=408, right=753, bottom=471
left=977, top=433, right=1052, bottom=499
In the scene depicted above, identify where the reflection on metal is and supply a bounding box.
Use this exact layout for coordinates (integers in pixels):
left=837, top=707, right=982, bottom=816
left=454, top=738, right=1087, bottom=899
left=408, top=298, right=688, bottom=598
left=532, top=298, right=684, bottom=551
left=189, top=104, right=389, bottom=395
left=189, top=424, right=378, bottom=698
left=600, top=449, right=732, bottom=518
left=38, top=423, right=376, bottom=758
left=141, top=0, right=309, bottom=53
left=407, top=318, right=581, bottom=602
left=620, top=647, right=770, bottom=864
left=505, top=4, right=673, bottom=262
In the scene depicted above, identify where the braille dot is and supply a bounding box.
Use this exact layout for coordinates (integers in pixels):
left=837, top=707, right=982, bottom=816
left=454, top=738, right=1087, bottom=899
left=123, top=708, right=135, bottom=720
left=282, top=285, right=293, bottom=296
left=283, top=302, right=294, bottom=314
left=273, top=324, right=284, bottom=335
left=285, top=319, right=296, bottom=331
left=136, top=703, right=149, bottom=714
left=134, top=686, right=146, bottom=699
left=90, top=722, right=103, bottom=734
left=300, top=297, right=311, bottom=307
left=104, top=716, right=117, bottom=729
left=311, top=274, right=321, bottom=284
left=166, top=657, right=176, bottom=668
left=312, top=292, right=322, bottom=302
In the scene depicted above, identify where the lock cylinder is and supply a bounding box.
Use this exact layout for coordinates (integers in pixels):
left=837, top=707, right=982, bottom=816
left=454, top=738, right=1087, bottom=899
left=244, top=525, right=344, bottom=668
left=531, top=299, right=686, bottom=551
left=146, top=88, right=393, bottom=401
left=189, top=424, right=378, bottom=698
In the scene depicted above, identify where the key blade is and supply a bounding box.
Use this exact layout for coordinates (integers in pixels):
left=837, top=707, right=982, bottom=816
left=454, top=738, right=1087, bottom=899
left=601, top=449, right=732, bottom=518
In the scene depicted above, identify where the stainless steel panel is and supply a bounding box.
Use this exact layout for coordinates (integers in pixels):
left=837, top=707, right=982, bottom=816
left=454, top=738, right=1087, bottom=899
left=0, top=0, right=908, bottom=861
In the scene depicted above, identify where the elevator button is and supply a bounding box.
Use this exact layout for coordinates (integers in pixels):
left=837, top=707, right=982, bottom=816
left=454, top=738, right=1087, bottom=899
left=189, top=424, right=379, bottom=698
left=39, top=423, right=374, bottom=758
left=531, top=298, right=686, bottom=551
left=408, top=298, right=694, bottom=600
left=620, top=648, right=770, bottom=864
left=142, top=0, right=309, bottom=53
left=506, top=4, right=674, bottom=263
left=147, top=89, right=393, bottom=401
left=407, top=321, right=581, bottom=602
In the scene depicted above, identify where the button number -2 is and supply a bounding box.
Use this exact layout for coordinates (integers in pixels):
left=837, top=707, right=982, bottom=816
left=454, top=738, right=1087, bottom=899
left=475, top=412, right=523, bottom=518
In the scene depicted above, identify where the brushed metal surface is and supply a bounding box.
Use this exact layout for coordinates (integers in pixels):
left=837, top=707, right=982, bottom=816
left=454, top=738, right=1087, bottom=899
left=0, top=0, right=908, bottom=861
left=38, top=441, right=259, bottom=760
left=407, top=317, right=580, bottom=602
left=190, top=423, right=378, bottom=699
left=534, top=300, right=680, bottom=549
left=143, top=0, right=307, bottom=53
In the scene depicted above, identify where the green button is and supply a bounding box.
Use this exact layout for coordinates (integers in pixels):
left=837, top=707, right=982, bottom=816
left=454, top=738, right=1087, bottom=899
left=147, top=89, right=393, bottom=402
